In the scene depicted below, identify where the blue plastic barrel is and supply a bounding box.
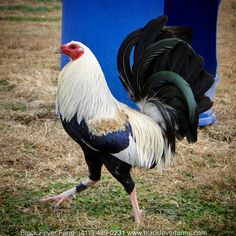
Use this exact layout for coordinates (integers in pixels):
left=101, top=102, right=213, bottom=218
left=164, top=0, right=221, bottom=126
left=61, top=0, right=220, bottom=126
left=61, top=0, right=164, bottom=108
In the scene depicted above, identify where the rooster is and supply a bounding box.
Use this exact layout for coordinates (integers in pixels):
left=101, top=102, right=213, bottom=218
left=41, top=16, right=214, bottom=223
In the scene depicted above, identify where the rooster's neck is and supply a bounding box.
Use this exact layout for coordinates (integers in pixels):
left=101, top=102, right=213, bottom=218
left=57, top=53, right=121, bottom=123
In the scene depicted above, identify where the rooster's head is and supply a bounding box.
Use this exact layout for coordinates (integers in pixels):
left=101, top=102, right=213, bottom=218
left=58, top=41, right=84, bottom=60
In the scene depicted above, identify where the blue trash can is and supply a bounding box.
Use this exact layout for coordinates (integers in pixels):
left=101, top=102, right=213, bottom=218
left=61, top=0, right=220, bottom=126
left=61, top=0, right=165, bottom=108
left=164, top=0, right=221, bottom=126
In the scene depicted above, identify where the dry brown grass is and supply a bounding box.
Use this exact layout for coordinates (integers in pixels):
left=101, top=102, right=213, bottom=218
left=0, top=0, right=235, bottom=235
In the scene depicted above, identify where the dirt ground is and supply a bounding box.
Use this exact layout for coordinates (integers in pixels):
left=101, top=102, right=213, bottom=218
left=0, top=0, right=235, bottom=235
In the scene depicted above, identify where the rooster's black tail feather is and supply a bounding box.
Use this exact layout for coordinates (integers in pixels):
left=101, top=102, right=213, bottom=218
left=117, top=15, right=214, bottom=149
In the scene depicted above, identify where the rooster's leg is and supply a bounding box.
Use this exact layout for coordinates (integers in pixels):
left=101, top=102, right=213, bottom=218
left=102, top=155, right=143, bottom=223
left=130, top=189, right=142, bottom=224
left=40, top=178, right=97, bottom=208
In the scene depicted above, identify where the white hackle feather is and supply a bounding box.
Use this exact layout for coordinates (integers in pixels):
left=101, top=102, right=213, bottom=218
left=142, top=102, right=167, bottom=130
left=57, top=42, right=121, bottom=123
left=56, top=41, right=173, bottom=170
left=125, top=108, right=172, bottom=169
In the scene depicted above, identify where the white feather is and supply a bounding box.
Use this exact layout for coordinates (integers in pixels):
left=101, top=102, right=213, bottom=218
left=113, top=133, right=137, bottom=166
left=57, top=42, right=120, bottom=123
left=142, top=102, right=166, bottom=130
left=123, top=107, right=172, bottom=169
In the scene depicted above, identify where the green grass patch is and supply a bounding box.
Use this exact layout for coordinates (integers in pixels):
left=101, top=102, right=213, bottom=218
left=205, top=156, right=218, bottom=168
left=1, top=102, right=27, bottom=112
left=145, top=188, right=236, bottom=234
left=80, top=186, right=132, bottom=218
left=1, top=178, right=235, bottom=235
left=45, top=177, right=132, bottom=218
left=0, top=16, right=61, bottom=22
left=0, top=4, right=61, bottom=12
left=2, top=181, right=125, bottom=235
left=0, top=80, right=15, bottom=91
left=0, top=187, right=58, bottom=235
left=43, top=103, right=55, bottom=112
left=34, top=0, right=61, bottom=2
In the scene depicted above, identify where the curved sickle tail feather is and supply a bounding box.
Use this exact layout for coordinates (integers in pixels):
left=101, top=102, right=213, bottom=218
left=117, top=15, right=214, bottom=154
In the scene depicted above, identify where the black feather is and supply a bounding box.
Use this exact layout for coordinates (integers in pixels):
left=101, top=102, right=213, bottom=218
left=150, top=49, right=171, bottom=75
left=134, top=16, right=168, bottom=62
left=192, top=71, right=215, bottom=98
left=156, top=28, right=174, bottom=41
left=168, top=42, right=192, bottom=74
left=148, top=99, right=176, bottom=153
left=117, top=15, right=214, bottom=147
left=196, top=96, right=214, bottom=114
left=134, top=38, right=182, bottom=90
left=117, top=28, right=143, bottom=99
left=184, top=55, right=204, bottom=84
left=164, top=26, right=192, bottom=44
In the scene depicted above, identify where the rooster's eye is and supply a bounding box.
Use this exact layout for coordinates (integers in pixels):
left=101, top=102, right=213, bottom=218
left=69, top=44, right=77, bottom=49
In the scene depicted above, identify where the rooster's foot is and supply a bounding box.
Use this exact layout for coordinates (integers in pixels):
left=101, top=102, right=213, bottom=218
left=40, top=187, right=76, bottom=208
left=40, top=178, right=97, bottom=208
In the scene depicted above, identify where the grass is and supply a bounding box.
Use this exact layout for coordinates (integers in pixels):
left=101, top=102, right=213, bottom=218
left=0, top=16, right=61, bottom=22
left=0, top=80, right=15, bottom=91
left=1, top=180, right=235, bottom=235
left=0, top=2, right=61, bottom=22
left=0, top=5, right=61, bottom=12
left=172, top=190, right=235, bottom=233
left=1, top=102, right=27, bottom=112
left=0, top=0, right=235, bottom=235
left=34, top=0, right=61, bottom=2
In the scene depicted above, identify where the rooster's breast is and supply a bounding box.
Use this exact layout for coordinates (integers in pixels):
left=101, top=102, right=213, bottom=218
left=61, top=113, right=133, bottom=155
